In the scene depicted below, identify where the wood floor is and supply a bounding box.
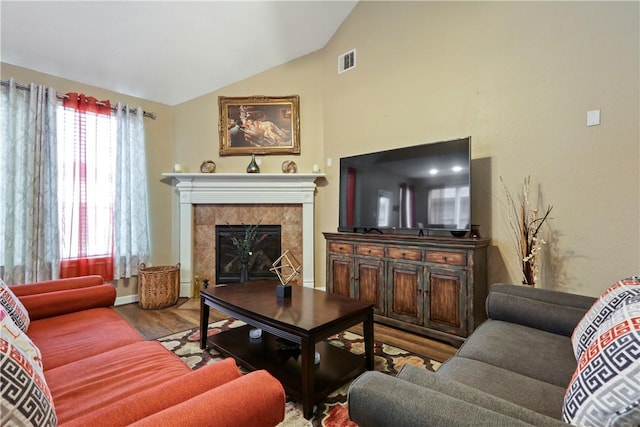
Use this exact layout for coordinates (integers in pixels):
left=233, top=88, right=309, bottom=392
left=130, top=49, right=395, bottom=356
left=114, top=298, right=457, bottom=363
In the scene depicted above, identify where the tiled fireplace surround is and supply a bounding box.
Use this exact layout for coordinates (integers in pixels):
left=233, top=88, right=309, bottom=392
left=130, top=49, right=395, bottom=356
left=194, top=204, right=302, bottom=287
left=164, top=173, right=322, bottom=297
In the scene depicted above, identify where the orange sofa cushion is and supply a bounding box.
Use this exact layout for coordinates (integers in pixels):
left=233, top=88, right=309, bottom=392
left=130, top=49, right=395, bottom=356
left=130, top=370, right=286, bottom=427
left=61, top=358, right=244, bottom=427
left=27, top=307, right=142, bottom=371
left=45, top=341, right=191, bottom=424
left=19, top=284, right=116, bottom=320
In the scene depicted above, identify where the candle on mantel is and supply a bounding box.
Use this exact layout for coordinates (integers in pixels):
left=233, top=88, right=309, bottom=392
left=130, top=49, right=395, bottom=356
left=173, top=163, right=182, bottom=173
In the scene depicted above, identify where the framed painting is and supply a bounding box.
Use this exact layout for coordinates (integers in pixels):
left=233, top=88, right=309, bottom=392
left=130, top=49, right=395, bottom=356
left=218, top=95, right=300, bottom=156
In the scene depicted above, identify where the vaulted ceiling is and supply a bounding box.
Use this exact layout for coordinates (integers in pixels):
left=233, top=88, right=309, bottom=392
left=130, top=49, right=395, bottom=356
left=1, top=1, right=357, bottom=105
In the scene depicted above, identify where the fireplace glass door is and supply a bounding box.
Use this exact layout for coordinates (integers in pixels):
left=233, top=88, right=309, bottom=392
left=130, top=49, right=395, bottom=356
left=215, top=224, right=281, bottom=284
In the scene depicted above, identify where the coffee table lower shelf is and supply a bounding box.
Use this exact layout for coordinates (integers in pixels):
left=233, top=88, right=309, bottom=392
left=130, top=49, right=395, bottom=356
left=208, top=324, right=366, bottom=407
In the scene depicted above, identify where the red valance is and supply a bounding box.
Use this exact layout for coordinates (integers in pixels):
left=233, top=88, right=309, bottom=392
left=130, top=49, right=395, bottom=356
left=64, top=92, right=111, bottom=115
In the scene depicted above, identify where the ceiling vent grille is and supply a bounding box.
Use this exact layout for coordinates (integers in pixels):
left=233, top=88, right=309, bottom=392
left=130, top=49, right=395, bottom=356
left=338, top=49, right=356, bottom=74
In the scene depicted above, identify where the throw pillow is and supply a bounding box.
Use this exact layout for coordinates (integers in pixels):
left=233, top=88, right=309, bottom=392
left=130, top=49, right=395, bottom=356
left=0, top=278, right=30, bottom=332
left=563, top=296, right=640, bottom=426
left=571, top=276, right=640, bottom=360
left=0, top=332, right=57, bottom=426
left=1, top=306, right=43, bottom=371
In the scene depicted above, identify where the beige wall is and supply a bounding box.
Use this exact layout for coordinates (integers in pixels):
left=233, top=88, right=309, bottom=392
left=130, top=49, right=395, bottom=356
left=3, top=1, right=639, bottom=298
left=171, top=52, right=327, bottom=290
left=173, top=1, right=639, bottom=297
left=1, top=63, right=176, bottom=298
left=317, top=1, right=639, bottom=297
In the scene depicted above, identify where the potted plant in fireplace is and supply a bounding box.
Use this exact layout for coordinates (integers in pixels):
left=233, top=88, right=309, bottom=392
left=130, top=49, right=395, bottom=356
left=229, top=222, right=270, bottom=282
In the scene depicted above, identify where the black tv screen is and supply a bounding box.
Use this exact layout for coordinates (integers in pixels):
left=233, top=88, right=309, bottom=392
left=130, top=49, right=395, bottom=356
left=338, top=137, right=471, bottom=235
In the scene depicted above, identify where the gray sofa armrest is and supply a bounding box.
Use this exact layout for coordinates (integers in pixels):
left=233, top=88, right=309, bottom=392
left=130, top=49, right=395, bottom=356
left=486, top=283, right=596, bottom=336
left=348, top=371, right=565, bottom=427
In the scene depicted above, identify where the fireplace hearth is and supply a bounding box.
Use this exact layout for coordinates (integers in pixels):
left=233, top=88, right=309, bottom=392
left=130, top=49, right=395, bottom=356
left=215, top=224, right=281, bottom=284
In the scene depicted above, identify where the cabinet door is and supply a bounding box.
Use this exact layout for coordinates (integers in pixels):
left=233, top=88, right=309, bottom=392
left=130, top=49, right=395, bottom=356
left=355, top=258, right=385, bottom=314
left=327, top=254, right=354, bottom=298
left=424, top=267, right=468, bottom=336
left=387, top=261, right=422, bottom=325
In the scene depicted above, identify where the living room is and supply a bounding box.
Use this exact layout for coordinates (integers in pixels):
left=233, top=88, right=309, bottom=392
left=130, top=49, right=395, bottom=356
left=2, top=1, right=638, bottom=303
left=1, top=1, right=639, bottom=426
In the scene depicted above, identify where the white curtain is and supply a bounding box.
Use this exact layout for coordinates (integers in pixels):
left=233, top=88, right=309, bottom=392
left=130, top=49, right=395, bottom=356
left=113, top=103, right=150, bottom=278
left=0, top=79, right=60, bottom=284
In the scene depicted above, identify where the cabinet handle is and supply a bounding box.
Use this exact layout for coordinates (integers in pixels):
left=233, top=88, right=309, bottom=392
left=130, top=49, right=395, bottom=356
left=443, top=256, right=447, bottom=262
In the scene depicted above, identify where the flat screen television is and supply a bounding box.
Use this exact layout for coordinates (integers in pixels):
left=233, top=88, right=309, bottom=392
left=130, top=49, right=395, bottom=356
left=338, top=137, right=471, bottom=236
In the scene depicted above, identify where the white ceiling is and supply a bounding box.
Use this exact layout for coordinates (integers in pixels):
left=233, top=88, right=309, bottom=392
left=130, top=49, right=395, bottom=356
left=1, top=1, right=357, bottom=106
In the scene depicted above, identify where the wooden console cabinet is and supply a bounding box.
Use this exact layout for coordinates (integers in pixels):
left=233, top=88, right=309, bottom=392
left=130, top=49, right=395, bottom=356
left=323, top=232, right=490, bottom=347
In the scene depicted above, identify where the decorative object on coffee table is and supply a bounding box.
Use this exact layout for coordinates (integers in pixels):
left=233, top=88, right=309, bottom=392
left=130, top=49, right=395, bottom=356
left=270, top=250, right=301, bottom=298
left=500, top=176, right=553, bottom=286
left=246, top=154, right=260, bottom=173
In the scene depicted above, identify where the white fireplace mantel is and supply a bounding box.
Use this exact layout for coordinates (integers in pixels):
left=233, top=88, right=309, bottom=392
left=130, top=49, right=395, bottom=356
left=163, top=173, right=324, bottom=296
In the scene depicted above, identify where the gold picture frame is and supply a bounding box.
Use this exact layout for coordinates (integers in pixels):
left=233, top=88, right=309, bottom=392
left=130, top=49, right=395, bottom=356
left=218, top=95, right=300, bottom=156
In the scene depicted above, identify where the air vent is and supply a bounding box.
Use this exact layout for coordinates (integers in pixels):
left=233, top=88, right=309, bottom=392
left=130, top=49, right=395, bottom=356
left=338, top=49, right=356, bottom=74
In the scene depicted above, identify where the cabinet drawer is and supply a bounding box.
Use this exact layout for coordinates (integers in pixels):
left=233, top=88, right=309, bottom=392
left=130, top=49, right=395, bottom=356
left=387, top=247, right=422, bottom=261
left=356, top=244, right=384, bottom=257
left=328, top=242, right=354, bottom=254
left=425, top=251, right=467, bottom=266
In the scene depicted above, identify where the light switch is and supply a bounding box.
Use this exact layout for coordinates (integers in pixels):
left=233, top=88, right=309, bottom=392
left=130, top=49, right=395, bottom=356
left=326, top=158, right=333, bottom=167
left=587, top=110, right=601, bottom=126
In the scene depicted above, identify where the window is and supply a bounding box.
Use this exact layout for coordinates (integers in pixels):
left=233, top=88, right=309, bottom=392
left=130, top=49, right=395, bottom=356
left=56, top=99, right=116, bottom=280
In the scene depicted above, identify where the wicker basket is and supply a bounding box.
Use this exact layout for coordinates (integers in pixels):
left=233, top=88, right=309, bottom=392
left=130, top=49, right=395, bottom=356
left=138, top=263, right=180, bottom=310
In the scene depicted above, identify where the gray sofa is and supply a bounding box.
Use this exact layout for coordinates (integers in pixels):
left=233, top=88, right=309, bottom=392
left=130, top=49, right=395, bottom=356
left=348, top=283, right=597, bottom=426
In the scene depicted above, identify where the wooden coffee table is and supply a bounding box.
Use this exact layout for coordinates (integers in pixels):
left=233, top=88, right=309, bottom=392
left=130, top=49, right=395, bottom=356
left=200, top=279, right=374, bottom=419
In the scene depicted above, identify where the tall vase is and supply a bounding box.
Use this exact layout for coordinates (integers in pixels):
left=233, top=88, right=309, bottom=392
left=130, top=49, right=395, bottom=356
left=246, top=154, right=260, bottom=173
left=522, top=260, right=535, bottom=286
left=240, top=262, right=249, bottom=283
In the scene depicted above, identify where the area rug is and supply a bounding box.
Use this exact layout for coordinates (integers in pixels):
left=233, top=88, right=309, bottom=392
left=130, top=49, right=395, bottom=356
left=157, top=319, right=441, bottom=427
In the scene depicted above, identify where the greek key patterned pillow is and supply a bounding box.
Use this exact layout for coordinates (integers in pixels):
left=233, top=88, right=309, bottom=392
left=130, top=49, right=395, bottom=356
left=571, top=276, right=640, bottom=360
left=0, top=334, right=57, bottom=426
left=0, top=278, right=30, bottom=332
left=563, top=296, right=640, bottom=426
left=1, top=307, right=43, bottom=371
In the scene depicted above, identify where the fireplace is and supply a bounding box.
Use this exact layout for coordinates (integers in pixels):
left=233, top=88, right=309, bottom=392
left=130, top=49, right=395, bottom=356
left=215, top=224, right=281, bottom=284
left=162, top=172, right=322, bottom=296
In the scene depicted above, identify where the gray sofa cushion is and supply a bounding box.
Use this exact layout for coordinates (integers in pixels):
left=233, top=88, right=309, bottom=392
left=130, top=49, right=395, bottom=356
left=436, top=357, right=567, bottom=419
left=397, top=365, right=566, bottom=426
left=456, top=319, right=577, bottom=387
left=487, top=283, right=595, bottom=336
left=348, top=371, right=547, bottom=427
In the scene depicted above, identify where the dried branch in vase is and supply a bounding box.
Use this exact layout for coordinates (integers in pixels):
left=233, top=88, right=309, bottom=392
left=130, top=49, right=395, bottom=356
left=500, top=176, right=553, bottom=286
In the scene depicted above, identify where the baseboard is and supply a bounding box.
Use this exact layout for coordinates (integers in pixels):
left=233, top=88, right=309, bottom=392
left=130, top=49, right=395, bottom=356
left=180, top=283, right=192, bottom=298
left=115, top=294, right=139, bottom=306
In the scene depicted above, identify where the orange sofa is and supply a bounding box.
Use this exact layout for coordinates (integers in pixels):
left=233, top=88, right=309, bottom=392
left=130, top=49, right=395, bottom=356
left=9, top=275, right=286, bottom=426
